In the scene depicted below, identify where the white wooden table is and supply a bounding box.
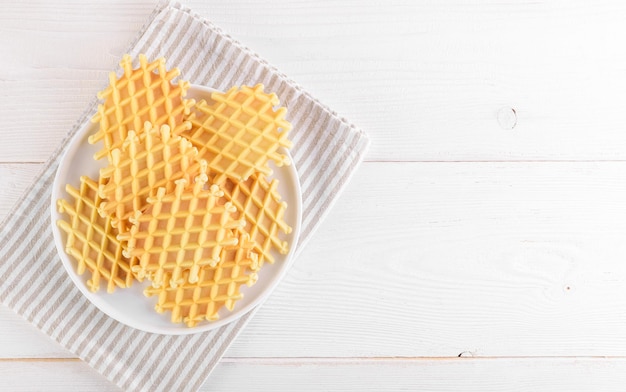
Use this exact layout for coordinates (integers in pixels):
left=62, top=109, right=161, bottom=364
left=3, top=1, right=626, bottom=390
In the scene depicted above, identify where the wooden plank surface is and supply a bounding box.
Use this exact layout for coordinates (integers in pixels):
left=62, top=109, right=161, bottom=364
left=2, top=358, right=626, bottom=392
left=3, top=0, right=626, bottom=390
left=3, top=162, right=626, bottom=358
left=3, top=1, right=626, bottom=163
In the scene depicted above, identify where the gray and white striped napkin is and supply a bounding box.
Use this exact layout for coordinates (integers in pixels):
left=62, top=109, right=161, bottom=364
left=0, top=2, right=369, bottom=391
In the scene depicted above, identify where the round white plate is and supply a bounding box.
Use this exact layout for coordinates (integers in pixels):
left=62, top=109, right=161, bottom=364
left=50, top=85, right=301, bottom=335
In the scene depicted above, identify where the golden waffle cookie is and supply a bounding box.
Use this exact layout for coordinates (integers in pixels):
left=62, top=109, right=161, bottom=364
left=215, top=173, right=291, bottom=266
left=185, top=84, right=293, bottom=182
left=89, top=54, right=194, bottom=161
left=57, top=176, right=136, bottom=293
left=98, top=121, right=201, bottom=233
left=119, top=174, right=246, bottom=288
left=144, top=232, right=259, bottom=327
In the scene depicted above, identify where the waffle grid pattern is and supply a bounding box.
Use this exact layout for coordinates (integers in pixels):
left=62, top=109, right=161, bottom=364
left=57, top=176, right=136, bottom=293
left=120, top=177, right=245, bottom=288
left=186, top=84, right=292, bottom=182
left=144, top=232, right=259, bottom=327
left=89, top=54, right=194, bottom=161
left=98, top=122, right=200, bottom=233
left=217, top=173, right=291, bottom=266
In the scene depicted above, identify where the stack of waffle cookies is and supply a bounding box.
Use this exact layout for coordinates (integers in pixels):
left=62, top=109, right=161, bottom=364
left=56, top=54, right=293, bottom=327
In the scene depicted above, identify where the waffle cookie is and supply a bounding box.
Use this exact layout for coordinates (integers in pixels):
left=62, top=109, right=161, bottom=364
left=57, top=176, right=136, bottom=293
left=119, top=174, right=246, bottom=289
left=215, top=173, right=291, bottom=266
left=55, top=55, right=297, bottom=328
left=185, top=84, right=293, bottom=182
left=98, top=121, right=201, bottom=233
left=144, top=232, right=259, bottom=327
left=89, top=54, right=194, bottom=161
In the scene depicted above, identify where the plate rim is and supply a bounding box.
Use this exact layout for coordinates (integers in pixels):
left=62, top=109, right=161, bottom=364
left=50, top=84, right=302, bottom=335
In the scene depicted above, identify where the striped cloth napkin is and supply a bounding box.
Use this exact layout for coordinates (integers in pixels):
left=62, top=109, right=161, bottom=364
left=0, top=2, right=369, bottom=391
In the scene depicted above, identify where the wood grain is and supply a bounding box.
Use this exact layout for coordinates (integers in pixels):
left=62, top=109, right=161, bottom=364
left=0, top=0, right=158, bottom=163
left=3, top=0, right=626, bottom=390
left=0, top=164, right=42, bottom=217
left=3, top=1, right=626, bottom=162
left=1, top=357, right=626, bottom=391
left=0, top=308, right=71, bottom=359
left=4, top=162, right=626, bottom=358
left=230, top=161, right=626, bottom=357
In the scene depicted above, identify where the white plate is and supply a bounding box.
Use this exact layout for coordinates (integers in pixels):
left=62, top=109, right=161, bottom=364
left=50, top=85, right=301, bottom=335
